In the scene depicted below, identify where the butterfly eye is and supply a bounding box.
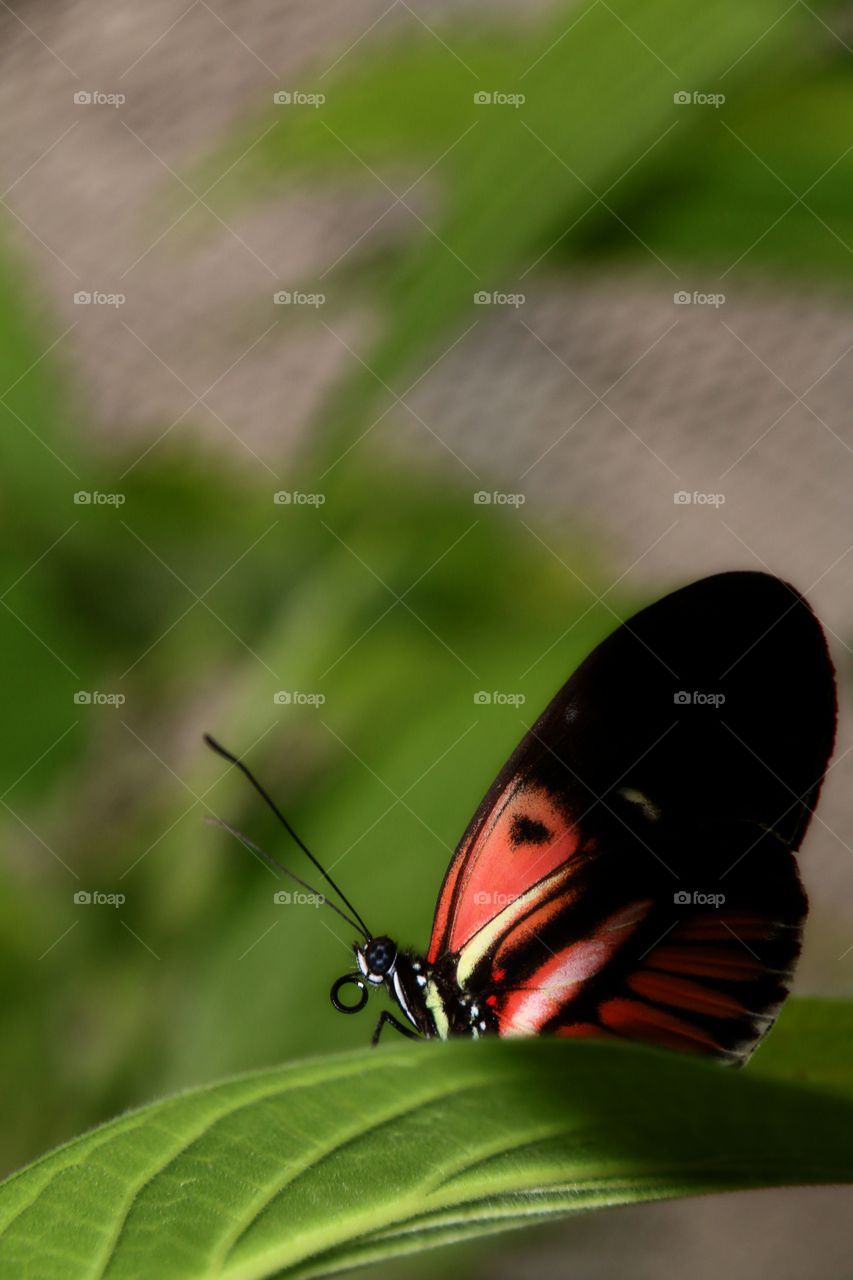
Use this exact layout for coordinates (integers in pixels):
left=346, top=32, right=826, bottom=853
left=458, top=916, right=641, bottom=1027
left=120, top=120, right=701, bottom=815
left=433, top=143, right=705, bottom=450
left=365, top=936, right=397, bottom=976
left=330, top=973, right=369, bottom=1014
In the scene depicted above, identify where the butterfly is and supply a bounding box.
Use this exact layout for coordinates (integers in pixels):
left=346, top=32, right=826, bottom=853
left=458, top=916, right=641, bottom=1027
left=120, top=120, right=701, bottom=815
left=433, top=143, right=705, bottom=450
left=207, top=570, right=836, bottom=1065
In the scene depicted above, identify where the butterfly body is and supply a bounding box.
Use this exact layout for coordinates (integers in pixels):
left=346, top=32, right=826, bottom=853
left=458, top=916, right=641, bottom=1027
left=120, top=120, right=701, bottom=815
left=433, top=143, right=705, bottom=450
left=333, top=937, right=495, bottom=1040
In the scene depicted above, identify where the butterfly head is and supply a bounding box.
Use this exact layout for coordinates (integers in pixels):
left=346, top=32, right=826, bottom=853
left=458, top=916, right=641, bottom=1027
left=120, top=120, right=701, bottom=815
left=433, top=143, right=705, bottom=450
left=330, top=935, right=399, bottom=1015
left=357, top=935, right=398, bottom=984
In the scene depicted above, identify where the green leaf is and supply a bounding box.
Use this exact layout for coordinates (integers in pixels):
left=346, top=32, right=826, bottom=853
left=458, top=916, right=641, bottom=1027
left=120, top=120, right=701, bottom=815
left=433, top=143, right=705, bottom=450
left=2, top=999, right=852, bottom=1279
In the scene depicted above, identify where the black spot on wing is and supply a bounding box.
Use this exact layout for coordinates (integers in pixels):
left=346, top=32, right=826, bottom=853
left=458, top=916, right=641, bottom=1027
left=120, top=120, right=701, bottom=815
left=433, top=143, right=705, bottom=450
left=510, top=814, right=552, bottom=847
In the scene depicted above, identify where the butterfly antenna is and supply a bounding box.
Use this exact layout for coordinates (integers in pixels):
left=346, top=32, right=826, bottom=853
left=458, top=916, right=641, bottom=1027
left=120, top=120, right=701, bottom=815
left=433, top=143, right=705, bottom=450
left=204, top=817, right=367, bottom=937
left=204, top=734, right=372, bottom=939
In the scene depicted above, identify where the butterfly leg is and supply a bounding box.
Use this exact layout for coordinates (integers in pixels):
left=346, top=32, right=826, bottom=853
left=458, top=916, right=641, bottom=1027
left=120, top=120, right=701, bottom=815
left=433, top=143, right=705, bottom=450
left=372, top=1010, right=420, bottom=1047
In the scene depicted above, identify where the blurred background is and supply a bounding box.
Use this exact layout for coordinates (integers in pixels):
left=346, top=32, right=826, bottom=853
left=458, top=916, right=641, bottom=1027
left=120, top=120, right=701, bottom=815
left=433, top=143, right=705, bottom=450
left=1, top=0, right=852, bottom=1275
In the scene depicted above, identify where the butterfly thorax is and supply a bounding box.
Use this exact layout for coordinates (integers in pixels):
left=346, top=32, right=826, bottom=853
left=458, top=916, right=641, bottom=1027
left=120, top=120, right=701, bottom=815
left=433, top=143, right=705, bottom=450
left=391, top=950, right=498, bottom=1040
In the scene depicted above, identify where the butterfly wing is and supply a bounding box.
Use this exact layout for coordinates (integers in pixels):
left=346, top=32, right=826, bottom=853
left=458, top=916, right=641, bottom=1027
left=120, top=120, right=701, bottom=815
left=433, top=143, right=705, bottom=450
left=428, top=571, right=836, bottom=1062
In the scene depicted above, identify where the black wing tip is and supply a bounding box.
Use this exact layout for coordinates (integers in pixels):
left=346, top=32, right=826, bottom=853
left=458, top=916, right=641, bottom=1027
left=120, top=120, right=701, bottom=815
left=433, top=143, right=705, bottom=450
left=676, top=569, right=803, bottom=605
left=672, top=569, right=836, bottom=684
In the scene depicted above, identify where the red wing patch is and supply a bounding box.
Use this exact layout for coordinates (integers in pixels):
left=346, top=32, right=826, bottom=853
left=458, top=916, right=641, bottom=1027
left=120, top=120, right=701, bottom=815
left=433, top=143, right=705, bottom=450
left=597, top=997, right=721, bottom=1054
left=555, top=1022, right=613, bottom=1040
left=493, top=895, right=649, bottom=976
left=483, top=907, right=802, bottom=1063
left=491, top=902, right=651, bottom=1036
left=595, top=909, right=799, bottom=1060
left=626, top=970, right=746, bottom=1019
left=646, top=945, right=765, bottom=982
left=428, top=779, right=581, bottom=963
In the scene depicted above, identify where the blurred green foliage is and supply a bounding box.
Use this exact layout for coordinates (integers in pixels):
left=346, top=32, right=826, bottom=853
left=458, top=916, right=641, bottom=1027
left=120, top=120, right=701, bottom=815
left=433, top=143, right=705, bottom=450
left=1, top=0, right=850, bottom=1205
left=0, top=232, right=623, bottom=1176
left=192, top=0, right=853, bottom=441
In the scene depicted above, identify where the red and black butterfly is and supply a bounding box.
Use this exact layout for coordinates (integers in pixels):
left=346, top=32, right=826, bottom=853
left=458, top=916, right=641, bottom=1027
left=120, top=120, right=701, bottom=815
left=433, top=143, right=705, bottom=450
left=207, top=570, right=836, bottom=1065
